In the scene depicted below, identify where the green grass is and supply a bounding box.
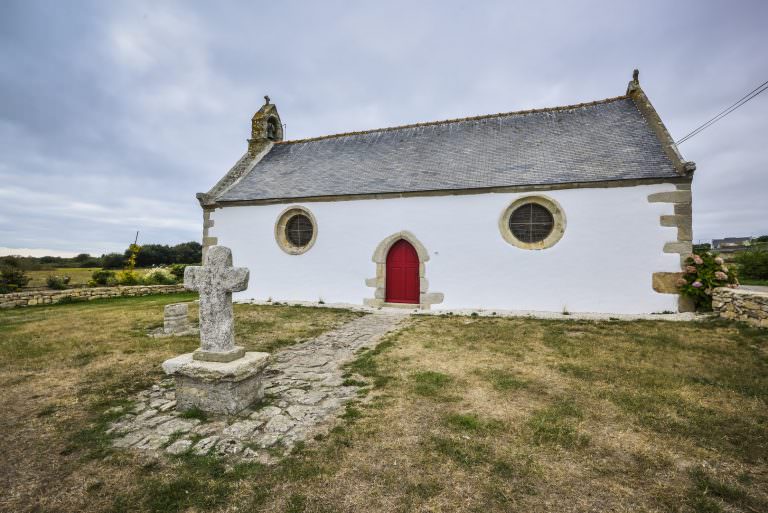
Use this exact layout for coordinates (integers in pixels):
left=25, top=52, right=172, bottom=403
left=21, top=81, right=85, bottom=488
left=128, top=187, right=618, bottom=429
left=740, top=278, right=768, bottom=286
left=526, top=398, right=589, bottom=448
left=410, top=370, right=455, bottom=399
left=688, top=466, right=768, bottom=513
left=179, top=406, right=208, bottom=422
left=443, top=412, right=503, bottom=433
left=474, top=368, right=528, bottom=391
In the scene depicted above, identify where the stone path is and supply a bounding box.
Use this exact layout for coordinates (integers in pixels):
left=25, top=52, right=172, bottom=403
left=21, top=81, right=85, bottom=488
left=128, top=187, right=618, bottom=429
left=108, top=311, right=408, bottom=462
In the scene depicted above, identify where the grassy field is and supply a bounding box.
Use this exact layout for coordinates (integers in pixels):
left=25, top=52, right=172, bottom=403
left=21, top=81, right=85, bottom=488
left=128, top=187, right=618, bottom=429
left=740, top=278, right=768, bottom=287
left=0, top=298, right=766, bottom=512
left=24, top=267, right=166, bottom=288
left=24, top=267, right=103, bottom=287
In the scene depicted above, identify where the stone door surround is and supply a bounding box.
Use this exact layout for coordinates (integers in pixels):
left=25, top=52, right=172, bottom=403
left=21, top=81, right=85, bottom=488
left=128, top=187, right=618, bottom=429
left=364, top=230, right=444, bottom=310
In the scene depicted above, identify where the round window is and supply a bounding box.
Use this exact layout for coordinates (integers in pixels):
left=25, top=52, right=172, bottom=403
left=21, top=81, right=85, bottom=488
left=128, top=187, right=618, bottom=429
left=275, top=206, right=317, bottom=255
left=499, top=196, right=565, bottom=250
left=285, top=214, right=313, bottom=247
left=508, top=203, right=554, bottom=243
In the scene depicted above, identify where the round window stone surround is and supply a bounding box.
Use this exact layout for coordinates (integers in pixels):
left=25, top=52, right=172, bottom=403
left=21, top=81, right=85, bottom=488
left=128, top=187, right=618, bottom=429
left=274, top=206, right=318, bottom=255
left=498, top=195, right=566, bottom=250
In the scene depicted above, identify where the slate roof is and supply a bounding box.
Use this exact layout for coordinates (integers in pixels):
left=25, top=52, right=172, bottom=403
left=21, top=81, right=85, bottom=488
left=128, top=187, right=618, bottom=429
left=216, top=96, right=679, bottom=203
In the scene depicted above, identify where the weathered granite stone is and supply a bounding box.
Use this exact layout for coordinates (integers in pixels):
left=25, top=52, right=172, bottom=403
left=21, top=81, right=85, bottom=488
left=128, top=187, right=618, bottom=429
left=163, top=245, right=270, bottom=414
left=163, top=303, right=196, bottom=335
left=222, top=420, right=263, bottom=439
left=264, top=414, right=295, bottom=433
left=712, top=287, right=768, bottom=328
left=192, top=436, right=219, bottom=455
left=163, top=352, right=270, bottom=414
left=166, top=439, right=193, bottom=455
left=184, top=246, right=249, bottom=363
left=154, top=418, right=200, bottom=436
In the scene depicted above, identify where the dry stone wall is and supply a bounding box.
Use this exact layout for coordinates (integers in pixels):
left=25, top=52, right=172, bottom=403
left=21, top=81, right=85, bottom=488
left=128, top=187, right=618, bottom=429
left=0, top=284, right=186, bottom=308
left=712, top=287, right=768, bottom=328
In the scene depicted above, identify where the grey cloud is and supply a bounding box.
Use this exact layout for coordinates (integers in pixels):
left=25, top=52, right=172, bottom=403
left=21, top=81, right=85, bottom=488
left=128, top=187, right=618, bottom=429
left=0, top=0, right=766, bottom=256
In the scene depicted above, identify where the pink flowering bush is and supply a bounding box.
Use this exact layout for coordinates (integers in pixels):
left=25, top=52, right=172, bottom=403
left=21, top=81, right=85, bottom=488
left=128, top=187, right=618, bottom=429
left=678, top=251, right=739, bottom=311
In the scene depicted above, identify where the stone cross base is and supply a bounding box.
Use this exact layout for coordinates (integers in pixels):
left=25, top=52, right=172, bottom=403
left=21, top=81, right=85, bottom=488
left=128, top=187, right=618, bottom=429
left=162, top=352, right=270, bottom=415
left=193, top=345, right=245, bottom=363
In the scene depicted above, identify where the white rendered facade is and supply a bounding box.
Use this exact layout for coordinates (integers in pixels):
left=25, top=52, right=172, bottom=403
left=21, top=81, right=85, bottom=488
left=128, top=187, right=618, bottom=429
left=207, top=182, right=682, bottom=314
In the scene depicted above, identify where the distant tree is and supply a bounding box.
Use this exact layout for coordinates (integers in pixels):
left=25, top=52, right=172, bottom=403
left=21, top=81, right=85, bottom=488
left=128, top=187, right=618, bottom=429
left=128, top=244, right=170, bottom=267
left=754, top=235, right=768, bottom=243
left=0, top=256, right=20, bottom=268
left=39, top=256, right=61, bottom=264
left=101, top=253, right=125, bottom=269
left=171, top=241, right=202, bottom=264
left=735, top=246, right=768, bottom=280
left=74, top=253, right=92, bottom=262
left=121, top=241, right=202, bottom=266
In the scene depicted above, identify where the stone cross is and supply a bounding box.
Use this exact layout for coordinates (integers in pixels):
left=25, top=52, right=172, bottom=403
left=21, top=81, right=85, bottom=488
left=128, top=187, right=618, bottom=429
left=184, top=246, right=249, bottom=363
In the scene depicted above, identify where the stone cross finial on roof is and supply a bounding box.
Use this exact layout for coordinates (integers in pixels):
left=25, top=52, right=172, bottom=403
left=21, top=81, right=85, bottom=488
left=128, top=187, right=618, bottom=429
left=264, top=95, right=270, bottom=105
left=184, top=246, right=249, bottom=363
left=632, top=69, right=639, bottom=84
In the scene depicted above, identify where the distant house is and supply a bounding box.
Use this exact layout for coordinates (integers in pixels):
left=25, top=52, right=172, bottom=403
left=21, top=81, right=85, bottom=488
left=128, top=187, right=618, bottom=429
left=712, top=237, right=753, bottom=252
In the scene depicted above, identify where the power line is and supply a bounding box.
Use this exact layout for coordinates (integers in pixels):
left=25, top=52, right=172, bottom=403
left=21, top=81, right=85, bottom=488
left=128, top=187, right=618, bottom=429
left=676, top=78, right=768, bottom=145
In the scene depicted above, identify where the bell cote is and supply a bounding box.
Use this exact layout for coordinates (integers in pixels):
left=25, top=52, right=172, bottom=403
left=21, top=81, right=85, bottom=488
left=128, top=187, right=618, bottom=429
left=248, top=95, right=283, bottom=155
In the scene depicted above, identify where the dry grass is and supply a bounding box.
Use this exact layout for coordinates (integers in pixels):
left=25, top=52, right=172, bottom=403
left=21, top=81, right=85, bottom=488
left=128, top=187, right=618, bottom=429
left=0, top=301, right=766, bottom=513
left=25, top=267, right=102, bottom=287
left=0, top=294, right=363, bottom=513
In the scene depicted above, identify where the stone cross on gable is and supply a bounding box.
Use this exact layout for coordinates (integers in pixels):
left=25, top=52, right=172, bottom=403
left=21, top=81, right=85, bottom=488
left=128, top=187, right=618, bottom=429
left=184, top=246, right=249, bottom=363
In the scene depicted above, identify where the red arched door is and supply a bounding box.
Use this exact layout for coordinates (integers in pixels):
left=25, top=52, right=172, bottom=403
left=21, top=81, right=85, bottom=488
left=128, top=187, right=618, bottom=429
left=386, top=239, right=419, bottom=304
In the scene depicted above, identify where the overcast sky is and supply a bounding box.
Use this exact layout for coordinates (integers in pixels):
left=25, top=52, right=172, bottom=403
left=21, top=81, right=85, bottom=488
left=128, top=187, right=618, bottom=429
left=1, top=0, right=766, bottom=257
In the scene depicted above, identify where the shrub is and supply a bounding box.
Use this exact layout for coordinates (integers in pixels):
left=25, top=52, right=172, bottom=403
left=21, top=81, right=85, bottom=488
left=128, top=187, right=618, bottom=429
left=168, top=263, right=189, bottom=281
left=46, top=275, right=71, bottom=290
left=678, top=252, right=739, bottom=311
left=89, top=269, right=117, bottom=287
left=0, top=266, right=30, bottom=293
left=142, top=268, right=177, bottom=285
left=734, top=247, right=768, bottom=280
left=115, top=270, right=142, bottom=286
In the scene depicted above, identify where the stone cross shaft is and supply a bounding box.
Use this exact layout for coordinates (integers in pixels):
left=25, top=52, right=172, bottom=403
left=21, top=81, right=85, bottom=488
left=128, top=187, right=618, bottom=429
left=184, top=246, right=249, bottom=362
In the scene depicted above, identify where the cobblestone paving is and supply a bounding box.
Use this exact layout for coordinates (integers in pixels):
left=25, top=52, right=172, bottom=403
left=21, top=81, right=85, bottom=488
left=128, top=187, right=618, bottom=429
left=108, top=311, right=408, bottom=462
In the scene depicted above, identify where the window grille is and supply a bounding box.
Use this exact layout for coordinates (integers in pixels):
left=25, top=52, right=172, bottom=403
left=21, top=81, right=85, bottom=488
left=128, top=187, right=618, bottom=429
left=508, top=203, right=554, bottom=243
left=285, top=214, right=313, bottom=247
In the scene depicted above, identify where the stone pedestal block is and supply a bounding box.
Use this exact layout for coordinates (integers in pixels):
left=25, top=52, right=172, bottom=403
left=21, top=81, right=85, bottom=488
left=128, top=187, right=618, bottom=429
left=162, top=352, right=270, bottom=414
left=163, top=303, right=197, bottom=335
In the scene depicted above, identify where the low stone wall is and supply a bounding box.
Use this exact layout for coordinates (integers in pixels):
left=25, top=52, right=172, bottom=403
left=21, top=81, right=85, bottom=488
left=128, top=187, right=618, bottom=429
left=0, top=284, right=187, bottom=308
left=712, top=287, right=768, bottom=328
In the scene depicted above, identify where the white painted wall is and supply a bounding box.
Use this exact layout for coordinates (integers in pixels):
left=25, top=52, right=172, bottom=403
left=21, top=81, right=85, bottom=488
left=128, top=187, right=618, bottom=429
left=209, top=183, right=681, bottom=314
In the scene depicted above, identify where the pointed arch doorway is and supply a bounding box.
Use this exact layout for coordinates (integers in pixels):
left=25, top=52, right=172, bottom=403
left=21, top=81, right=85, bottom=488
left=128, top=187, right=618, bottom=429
left=364, top=230, right=444, bottom=310
left=385, top=239, right=420, bottom=304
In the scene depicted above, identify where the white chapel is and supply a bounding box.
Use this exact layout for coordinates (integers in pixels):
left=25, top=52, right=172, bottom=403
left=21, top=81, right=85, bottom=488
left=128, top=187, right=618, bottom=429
left=196, top=71, right=695, bottom=314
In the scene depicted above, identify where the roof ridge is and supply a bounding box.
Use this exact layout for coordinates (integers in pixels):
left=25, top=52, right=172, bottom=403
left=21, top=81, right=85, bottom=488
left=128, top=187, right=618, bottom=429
left=275, top=95, right=630, bottom=145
